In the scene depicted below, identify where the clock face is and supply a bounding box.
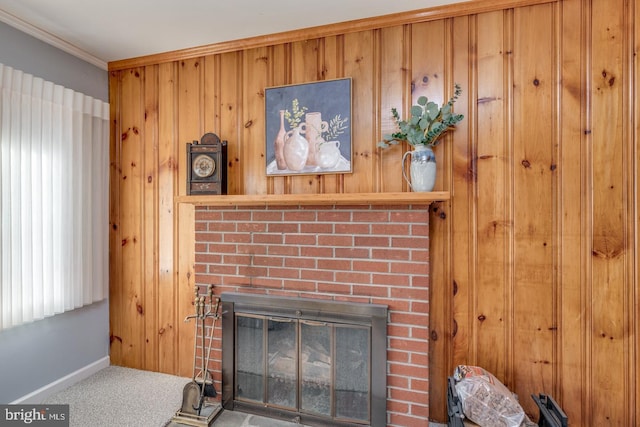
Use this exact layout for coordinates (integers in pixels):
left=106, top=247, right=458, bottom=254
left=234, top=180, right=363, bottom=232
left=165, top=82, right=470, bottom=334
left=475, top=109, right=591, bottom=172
left=193, top=154, right=216, bottom=178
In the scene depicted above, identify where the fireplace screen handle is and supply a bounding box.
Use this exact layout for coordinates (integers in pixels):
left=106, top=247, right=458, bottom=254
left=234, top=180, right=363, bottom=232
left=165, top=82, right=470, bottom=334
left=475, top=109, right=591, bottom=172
left=269, top=316, right=295, bottom=323
left=300, top=319, right=328, bottom=327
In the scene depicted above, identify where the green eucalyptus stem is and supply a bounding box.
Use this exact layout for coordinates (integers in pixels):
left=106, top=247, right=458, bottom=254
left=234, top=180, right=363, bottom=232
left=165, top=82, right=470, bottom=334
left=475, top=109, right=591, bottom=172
left=379, top=83, right=464, bottom=148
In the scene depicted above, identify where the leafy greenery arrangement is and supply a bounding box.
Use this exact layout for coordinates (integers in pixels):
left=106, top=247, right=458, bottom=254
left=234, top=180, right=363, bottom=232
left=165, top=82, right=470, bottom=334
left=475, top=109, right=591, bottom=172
left=379, top=84, right=464, bottom=148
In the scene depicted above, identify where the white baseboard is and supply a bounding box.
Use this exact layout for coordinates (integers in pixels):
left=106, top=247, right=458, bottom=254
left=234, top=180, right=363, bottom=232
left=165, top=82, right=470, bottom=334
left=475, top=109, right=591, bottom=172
left=11, top=356, right=111, bottom=404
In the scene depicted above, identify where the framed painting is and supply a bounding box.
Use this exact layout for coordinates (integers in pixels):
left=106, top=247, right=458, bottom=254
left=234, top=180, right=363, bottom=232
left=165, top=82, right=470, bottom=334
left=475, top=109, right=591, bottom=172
left=265, top=78, right=352, bottom=176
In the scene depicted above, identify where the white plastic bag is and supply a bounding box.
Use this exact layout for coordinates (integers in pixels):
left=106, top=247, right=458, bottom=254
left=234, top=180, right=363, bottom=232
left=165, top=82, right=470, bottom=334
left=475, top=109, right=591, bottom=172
left=453, top=365, right=525, bottom=427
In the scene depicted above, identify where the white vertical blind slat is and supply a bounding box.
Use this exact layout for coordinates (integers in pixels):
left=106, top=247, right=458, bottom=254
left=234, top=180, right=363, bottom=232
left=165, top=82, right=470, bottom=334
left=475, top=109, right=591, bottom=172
left=41, top=80, right=54, bottom=317
left=0, top=63, right=109, bottom=330
left=0, top=66, right=11, bottom=328
left=31, top=76, right=44, bottom=320
left=9, top=69, right=22, bottom=326
left=20, top=72, right=33, bottom=322
left=51, top=84, right=64, bottom=315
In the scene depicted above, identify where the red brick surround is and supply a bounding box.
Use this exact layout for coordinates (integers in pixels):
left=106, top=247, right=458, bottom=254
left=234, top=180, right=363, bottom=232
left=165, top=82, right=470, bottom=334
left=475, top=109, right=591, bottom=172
left=194, top=204, right=430, bottom=426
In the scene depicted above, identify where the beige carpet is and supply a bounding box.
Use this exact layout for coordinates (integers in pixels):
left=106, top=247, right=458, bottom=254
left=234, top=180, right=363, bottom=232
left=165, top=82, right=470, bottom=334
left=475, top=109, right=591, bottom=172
left=44, top=365, right=190, bottom=427
left=43, top=365, right=450, bottom=427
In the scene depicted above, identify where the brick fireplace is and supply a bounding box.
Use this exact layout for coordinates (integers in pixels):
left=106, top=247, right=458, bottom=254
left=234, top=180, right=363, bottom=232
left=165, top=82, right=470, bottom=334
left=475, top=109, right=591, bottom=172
left=193, top=203, right=431, bottom=426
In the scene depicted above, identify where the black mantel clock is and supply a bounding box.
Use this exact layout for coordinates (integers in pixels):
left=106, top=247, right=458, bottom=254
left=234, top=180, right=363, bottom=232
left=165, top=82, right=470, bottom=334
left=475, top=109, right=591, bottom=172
left=186, top=132, right=227, bottom=195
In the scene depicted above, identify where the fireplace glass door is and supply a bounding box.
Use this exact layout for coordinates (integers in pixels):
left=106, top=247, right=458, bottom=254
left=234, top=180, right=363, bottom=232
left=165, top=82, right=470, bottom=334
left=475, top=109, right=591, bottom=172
left=235, top=314, right=371, bottom=424
left=222, top=293, right=387, bottom=427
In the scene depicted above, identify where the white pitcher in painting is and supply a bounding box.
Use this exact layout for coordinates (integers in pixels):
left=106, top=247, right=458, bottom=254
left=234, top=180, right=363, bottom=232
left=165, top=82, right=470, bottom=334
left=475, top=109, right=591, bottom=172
left=317, top=140, right=342, bottom=169
left=283, top=125, right=309, bottom=171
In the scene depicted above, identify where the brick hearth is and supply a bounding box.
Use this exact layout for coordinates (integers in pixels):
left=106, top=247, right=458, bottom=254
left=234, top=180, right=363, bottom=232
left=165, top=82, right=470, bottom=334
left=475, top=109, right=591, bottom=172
left=194, top=204, right=430, bottom=426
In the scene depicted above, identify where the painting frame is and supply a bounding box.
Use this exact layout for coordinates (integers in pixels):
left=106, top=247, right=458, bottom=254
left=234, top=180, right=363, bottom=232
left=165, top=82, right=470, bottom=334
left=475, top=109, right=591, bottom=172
left=265, top=77, right=352, bottom=176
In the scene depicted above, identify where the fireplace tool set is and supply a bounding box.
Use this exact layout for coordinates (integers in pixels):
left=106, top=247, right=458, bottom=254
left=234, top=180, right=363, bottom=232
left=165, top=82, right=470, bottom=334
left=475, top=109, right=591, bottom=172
left=171, top=285, right=222, bottom=427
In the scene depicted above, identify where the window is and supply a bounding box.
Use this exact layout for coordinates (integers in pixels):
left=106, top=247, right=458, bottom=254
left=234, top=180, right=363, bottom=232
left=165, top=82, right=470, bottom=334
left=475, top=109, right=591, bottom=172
left=0, top=63, right=108, bottom=330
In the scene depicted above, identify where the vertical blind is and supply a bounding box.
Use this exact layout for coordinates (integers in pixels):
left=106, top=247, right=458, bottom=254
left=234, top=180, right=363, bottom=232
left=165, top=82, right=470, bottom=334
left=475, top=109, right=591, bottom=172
left=0, top=63, right=109, bottom=330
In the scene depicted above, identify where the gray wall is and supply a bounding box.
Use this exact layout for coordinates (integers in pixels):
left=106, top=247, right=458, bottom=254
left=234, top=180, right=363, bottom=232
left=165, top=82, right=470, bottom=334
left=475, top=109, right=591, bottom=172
left=0, top=20, right=110, bottom=403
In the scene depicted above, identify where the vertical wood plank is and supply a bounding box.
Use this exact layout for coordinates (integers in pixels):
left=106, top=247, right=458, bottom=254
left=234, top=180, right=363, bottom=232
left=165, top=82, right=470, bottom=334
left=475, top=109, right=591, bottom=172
left=203, top=55, right=217, bottom=133
left=410, top=21, right=446, bottom=114
left=219, top=52, right=242, bottom=196
left=142, top=64, right=159, bottom=372
left=290, top=39, right=320, bottom=84
left=558, top=0, right=586, bottom=424
left=590, top=0, right=628, bottom=424
left=343, top=31, right=376, bottom=193
left=411, top=20, right=449, bottom=193
left=157, top=62, right=179, bottom=374
left=242, top=47, right=269, bottom=195
left=378, top=26, right=408, bottom=193
left=108, top=70, right=123, bottom=365
left=623, top=2, right=635, bottom=424
left=202, top=53, right=220, bottom=213
left=178, top=58, right=203, bottom=197
left=118, top=67, right=145, bottom=369
left=177, top=202, right=196, bottom=377
left=428, top=14, right=472, bottom=423
left=450, top=14, right=474, bottom=372
left=512, top=4, right=556, bottom=417
left=427, top=16, right=454, bottom=423
left=177, top=58, right=203, bottom=375
left=319, top=35, right=344, bottom=194
left=634, top=0, right=640, bottom=423
left=473, top=10, right=510, bottom=381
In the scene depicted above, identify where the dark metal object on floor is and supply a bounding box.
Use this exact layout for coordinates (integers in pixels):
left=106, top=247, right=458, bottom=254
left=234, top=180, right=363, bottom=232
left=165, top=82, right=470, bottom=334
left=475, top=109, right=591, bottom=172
left=531, top=394, right=568, bottom=427
left=446, top=376, right=465, bottom=427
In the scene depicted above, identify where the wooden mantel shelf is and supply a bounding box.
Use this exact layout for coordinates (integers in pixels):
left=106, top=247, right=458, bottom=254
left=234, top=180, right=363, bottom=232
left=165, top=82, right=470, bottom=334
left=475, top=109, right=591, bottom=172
left=175, top=191, right=449, bottom=206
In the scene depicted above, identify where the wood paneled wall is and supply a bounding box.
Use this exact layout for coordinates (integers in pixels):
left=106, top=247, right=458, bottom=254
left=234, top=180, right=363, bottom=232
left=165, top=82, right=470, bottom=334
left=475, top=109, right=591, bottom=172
left=108, top=0, right=640, bottom=424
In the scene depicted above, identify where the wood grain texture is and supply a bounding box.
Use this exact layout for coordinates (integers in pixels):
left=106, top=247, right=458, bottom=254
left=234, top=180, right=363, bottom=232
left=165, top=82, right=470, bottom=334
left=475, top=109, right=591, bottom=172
left=320, top=36, right=344, bottom=194
left=175, top=191, right=449, bottom=206
left=108, top=0, right=640, bottom=424
left=119, top=68, right=145, bottom=369
left=143, top=64, right=159, bottom=372
left=511, top=4, right=556, bottom=417
left=432, top=13, right=473, bottom=421
left=558, top=1, right=586, bottom=424
left=590, top=0, right=630, bottom=424
left=473, top=9, right=510, bottom=384
left=378, top=26, right=408, bottom=193
left=157, top=62, right=179, bottom=375
left=108, top=69, right=122, bottom=366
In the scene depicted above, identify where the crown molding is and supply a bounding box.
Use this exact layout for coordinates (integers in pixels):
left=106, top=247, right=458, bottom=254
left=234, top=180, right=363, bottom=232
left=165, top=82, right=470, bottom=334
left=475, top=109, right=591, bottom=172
left=0, top=9, right=107, bottom=70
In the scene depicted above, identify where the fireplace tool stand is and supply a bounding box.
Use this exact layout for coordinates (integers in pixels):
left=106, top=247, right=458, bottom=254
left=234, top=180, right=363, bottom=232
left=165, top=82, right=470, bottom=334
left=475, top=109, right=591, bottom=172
left=171, top=285, right=222, bottom=427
